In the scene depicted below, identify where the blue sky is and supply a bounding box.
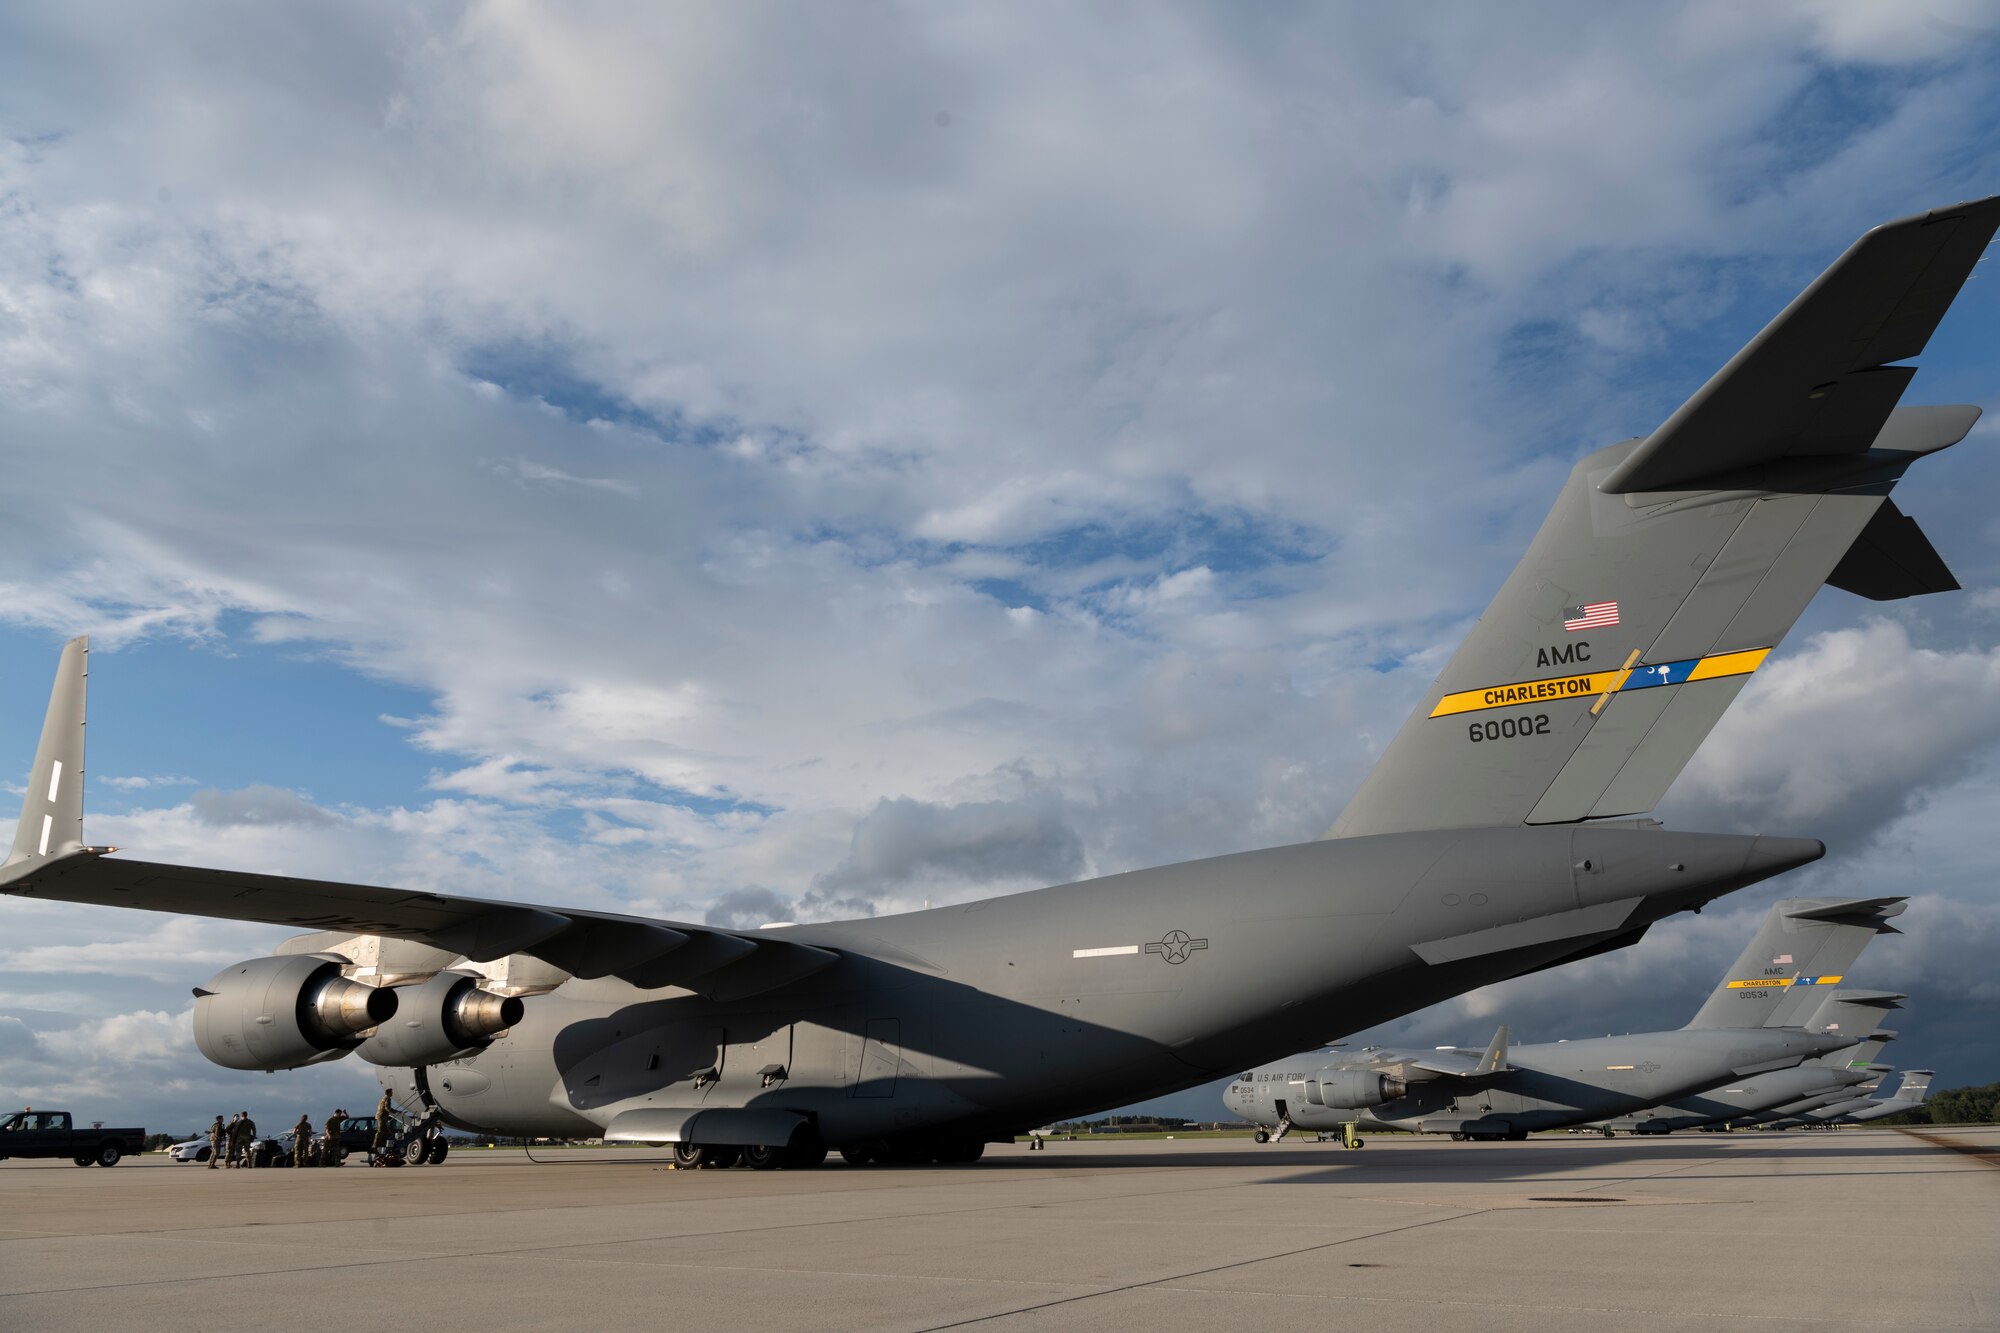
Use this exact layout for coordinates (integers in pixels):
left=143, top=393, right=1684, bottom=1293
left=3, top=1, right=2000, bottom=1131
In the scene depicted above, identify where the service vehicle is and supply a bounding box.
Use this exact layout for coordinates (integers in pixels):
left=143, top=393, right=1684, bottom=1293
left=0, top=1110, right=147, bottom=1166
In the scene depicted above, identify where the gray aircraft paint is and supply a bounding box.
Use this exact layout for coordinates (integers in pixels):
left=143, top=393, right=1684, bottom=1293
left=1805, top=1068, right=1936, bottom=1125
left=3, top=199, right=1994, bottom=1158
left=1598, top=1017, right=1899, bottom=1134
left=1222, top=896, right=1899, bottom=1139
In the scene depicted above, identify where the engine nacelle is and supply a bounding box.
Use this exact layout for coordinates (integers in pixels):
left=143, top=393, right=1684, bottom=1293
left=355, top=970, right=525, bottom=1067
left=194, top=955, right=397, bottom=1072
left=1309, top=1070, right=1409, bottom=1110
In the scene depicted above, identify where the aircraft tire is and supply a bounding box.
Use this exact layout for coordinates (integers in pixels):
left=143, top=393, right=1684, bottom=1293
left=743, top=1144, right=783, bottom=1171
left=1252, top=1129, right=1269, bottom=1144
left=698, top=1145, right=742, bottom=1170
left=403, top=1137, right=430, bottom=1166
left=1346, top=1138, right=1364, bottom=1150
left=839, top=1148, right=873, bottom=1166
left=936, top=1140, right=985, bottom=1164
left=426, top=1139, right=449, bottom=1165
left=673, top=1142, right=703, bottom=1168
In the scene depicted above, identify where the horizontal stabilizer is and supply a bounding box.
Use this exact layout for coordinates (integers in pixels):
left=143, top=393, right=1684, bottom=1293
left=1784, top=897, right=1907, bottom=930
left=1601, top=196, right=2000, bottom=493
left=1826, top=500, right=1959, bottom=601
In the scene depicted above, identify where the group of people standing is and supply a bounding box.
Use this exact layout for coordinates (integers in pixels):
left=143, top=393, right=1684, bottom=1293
left=205, top=1092, right=398, bottom=1168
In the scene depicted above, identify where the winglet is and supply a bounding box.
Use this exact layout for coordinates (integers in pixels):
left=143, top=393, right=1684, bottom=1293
left=5, top=637, right=91, bottom=873
left=1473, top=1024, right=1510, bottom=1076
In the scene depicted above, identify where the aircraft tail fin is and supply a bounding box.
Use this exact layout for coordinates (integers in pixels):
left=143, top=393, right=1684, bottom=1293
left=1682, top=896, right=1904, bottom=1030
left=1329, top=196, right=1999, bottom=839
left=4, top=636, right=90, bottom=872
left=1473, top=1024, right=1510, bottom=1076
left=1894, top=1069, right=1935, bottom=1104
left=1802, top=989, right=1905, bottom=1040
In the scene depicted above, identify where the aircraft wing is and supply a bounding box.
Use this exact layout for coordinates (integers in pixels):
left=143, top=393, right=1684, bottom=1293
left=1376, top=1027, right=1512, bottom=1080
left=1602, top=196, right=2000, bottom=493
left=2, top=847, right=839, bottom=1002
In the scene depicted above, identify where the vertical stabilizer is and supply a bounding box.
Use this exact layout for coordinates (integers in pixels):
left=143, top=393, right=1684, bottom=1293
left=6, top=636, right=88, bottom=869
left=1802, top=989, right=1904, bottom=1040
left=1682, top=896, right=1903, bottom=1029
left=1473, top=1025, right=1510, bottom=1076
left=1330, top=197, right=1999, bottom=839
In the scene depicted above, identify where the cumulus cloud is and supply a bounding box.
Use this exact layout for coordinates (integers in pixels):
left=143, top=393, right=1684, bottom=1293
left=1665, top=621, right=2000, bottom=845
left=814, top=794, right=1088, bottom=898
left=191, top=785, right=341, bottom=828
left=703, top=887, right=791, bottom=930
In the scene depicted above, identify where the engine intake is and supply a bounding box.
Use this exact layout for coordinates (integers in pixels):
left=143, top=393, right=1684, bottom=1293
left=1309, top=1070, right=1409, bottom=1110
left=356, top=970, right=525, bottom=1067
left=194, top=955, right=397, bottom=1071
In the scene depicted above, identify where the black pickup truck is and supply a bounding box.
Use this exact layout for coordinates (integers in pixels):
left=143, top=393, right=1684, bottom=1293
left=0, top=1110, right=148, bottom=1166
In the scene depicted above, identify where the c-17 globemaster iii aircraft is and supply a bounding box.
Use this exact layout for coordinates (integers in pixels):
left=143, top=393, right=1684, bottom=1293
left=1590, top=1018, right=1899, bottom=1135
left=2, top=197, right=1994, bottom=1167
left=1222, top=896, right=1904, bottom=1145
left=1782, top=1068, right=1936, bottom=1127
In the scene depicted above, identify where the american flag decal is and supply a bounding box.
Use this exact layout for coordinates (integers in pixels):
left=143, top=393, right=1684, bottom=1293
left=1772, top=953, right=1793, bottom=965
left=1563, top=601, right=1619, bottom=631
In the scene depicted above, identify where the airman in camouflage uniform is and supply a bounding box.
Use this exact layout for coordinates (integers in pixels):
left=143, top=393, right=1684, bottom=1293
left=234, top=1111, right=258, bottom=1168
left=323, top=1109, right=344, bottom=1167
left=292, top=1114, right=314, bottom=1167
left=207, top=1114, right=225, bottom=1169
left=372, top=1091, right=395, bottom=1158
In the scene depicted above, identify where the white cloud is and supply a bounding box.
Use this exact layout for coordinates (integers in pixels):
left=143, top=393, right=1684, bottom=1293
left=1667, top=620, right=2000, bottom=839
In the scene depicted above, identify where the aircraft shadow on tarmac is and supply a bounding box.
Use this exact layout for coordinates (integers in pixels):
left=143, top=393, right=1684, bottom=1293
left=958, top=1137, right=1972, bottom=1185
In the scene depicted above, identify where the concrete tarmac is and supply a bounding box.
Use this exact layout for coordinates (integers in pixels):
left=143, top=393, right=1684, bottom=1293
left=3, top=1127, right=1996, bottom=1332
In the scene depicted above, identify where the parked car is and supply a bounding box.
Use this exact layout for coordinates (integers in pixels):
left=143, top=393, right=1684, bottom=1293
left=0, top=1110, right=147, bottom=1166
left=167, top=1136, right=213, bottom=1163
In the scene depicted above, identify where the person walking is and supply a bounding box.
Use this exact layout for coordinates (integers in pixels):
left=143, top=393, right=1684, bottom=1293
left=207, top=1114, right=225, bottom=1169
left=372, top=1090, right=395, bottom=1159
left=292, top=1113, right=314, bottom=1167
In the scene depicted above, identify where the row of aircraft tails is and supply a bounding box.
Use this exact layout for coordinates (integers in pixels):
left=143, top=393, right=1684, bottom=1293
left=1224, top=894, right=1940, bottom=1146
left=2, top=197, right=1994, bottom=1168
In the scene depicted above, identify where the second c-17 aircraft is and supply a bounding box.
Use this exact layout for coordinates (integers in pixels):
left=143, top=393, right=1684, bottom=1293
left=1222, top=895, right=1905, bottom=1144
left=1, top=197, right=1994, bottom=1167
left=1590, top=1024, right=1899, bottom=1135
left=1776, top=1068, right=1937, bottom=1127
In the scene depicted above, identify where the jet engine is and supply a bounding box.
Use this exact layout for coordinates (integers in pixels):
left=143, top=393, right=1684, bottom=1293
left=193, top=955, right=397, bottom=1071
left=1309, top=1070, right=1409, bottom=1110
left=355, top=969, right=524, bottom=1067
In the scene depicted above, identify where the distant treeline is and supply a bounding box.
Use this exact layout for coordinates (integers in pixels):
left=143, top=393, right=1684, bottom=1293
left=1873, top=1082, right=2000, bottom=1126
